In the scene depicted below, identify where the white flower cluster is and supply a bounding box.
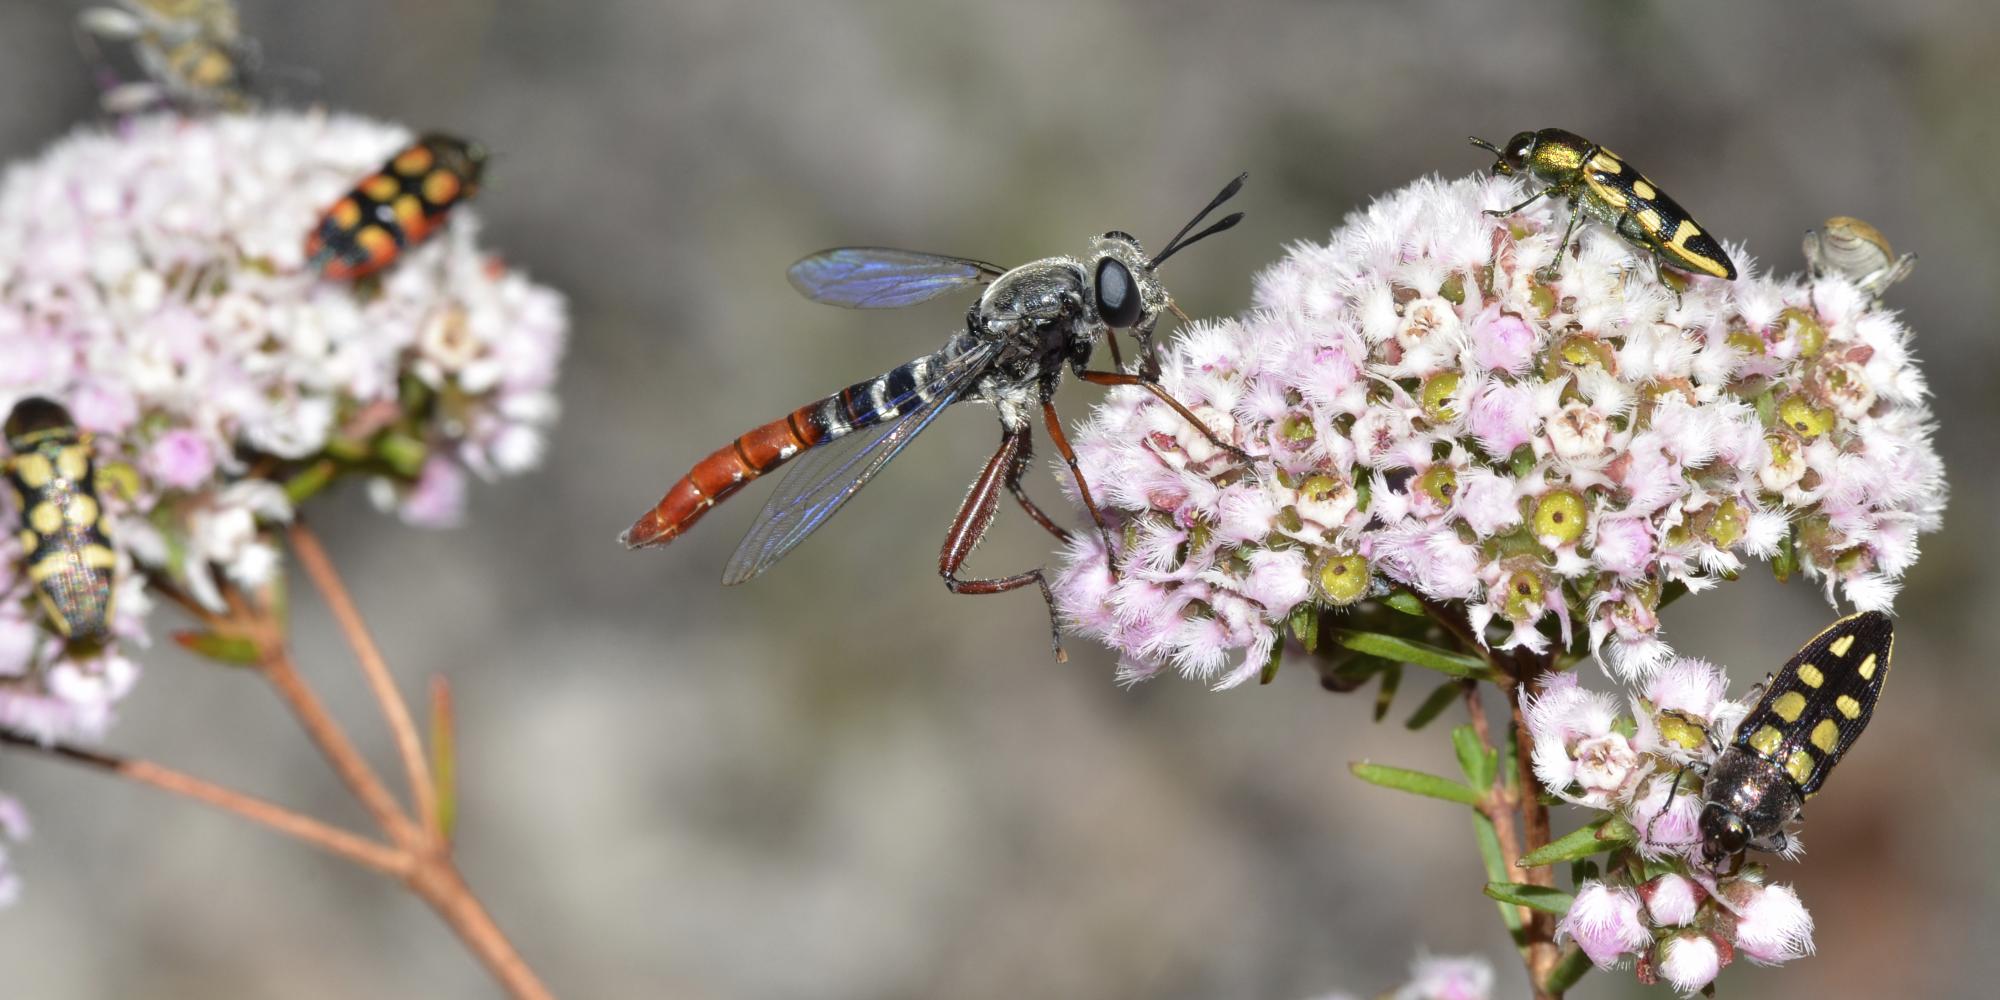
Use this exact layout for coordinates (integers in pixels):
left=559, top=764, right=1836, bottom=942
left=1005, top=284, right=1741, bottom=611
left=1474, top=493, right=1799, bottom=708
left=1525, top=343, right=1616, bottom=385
left=0, top=110, right=566, bottom=742
left=1055, top=173, right=1943, bottom=686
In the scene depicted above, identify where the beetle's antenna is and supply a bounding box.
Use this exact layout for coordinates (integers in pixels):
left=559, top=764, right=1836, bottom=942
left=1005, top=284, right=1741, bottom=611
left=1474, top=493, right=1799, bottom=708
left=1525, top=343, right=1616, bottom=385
left=1468, top=136, right=1503, bottom=156
left=1151, top=172, right=1247, bottom=268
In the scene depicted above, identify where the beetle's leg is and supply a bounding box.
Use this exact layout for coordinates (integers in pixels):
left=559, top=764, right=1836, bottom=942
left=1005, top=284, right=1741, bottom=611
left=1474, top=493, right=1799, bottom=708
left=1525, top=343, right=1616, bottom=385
left=1544, top=196, right=1589, bottom=274
left=1485, top=185, right=1558, bottom=218
left=940, top=426, right=1065, bottom=662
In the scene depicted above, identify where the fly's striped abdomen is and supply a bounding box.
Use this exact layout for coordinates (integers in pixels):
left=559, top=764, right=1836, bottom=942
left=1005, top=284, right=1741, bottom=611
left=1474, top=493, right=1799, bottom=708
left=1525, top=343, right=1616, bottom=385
left=620, top=354, right=942, bottom=549
left=4, top=402, right=115, bottom=642
left=306, top=133, right=487, bottom=281
left=1579, top=147, right=1737, bottom=280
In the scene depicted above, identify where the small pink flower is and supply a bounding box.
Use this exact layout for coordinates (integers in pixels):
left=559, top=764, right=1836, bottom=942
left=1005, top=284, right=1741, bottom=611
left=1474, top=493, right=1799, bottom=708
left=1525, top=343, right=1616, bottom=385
left=1469, top=307, right=1537, bottom=374
left=143, top=428, right=217, bottom=491
left=1394, top=952, right=1493, bottom=1000
left=397, top=457, right=468, bottom=529
left=1727, top=881, right=1814, bottom=964
left=1656, top=932, right=1724, bottom=995
left=1467, top=379, right=1537, bottom=457
left=1645, top=657, right=1730, bottom=723
left=1625, top=774, right=1703, bottom=857
left=1590, top=515, right=1655, bottom=579
left=1640, top=873, right=1702, bottom=927
left=1559, top=881, right=1651, bottom=968
left=1571, top=734, right=1641, bottom=801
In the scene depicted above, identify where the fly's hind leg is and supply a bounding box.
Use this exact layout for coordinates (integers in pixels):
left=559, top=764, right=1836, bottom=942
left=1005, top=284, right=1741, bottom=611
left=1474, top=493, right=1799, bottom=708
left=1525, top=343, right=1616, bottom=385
left=1004, top=426, right=1071, bottom=543
left=941, top=425, right=1066, bottom=662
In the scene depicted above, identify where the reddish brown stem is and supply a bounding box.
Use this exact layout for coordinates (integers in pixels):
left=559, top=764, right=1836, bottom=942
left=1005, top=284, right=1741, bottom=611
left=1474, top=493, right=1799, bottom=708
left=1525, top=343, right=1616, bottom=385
left=290, top=521, right=442, bottom=839
left=0, top=731, right=406, bottom=876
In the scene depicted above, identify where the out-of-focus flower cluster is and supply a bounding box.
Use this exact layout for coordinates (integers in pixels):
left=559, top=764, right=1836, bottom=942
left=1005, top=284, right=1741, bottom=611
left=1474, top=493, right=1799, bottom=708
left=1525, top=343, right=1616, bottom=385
left=1308, top=951, right=1494, bottom=1000
left=0, top=110, right=566, bottom=744
left=1530, top=660, right=1815, bottom=994
left=1054, top=173, right=1942, bottom=686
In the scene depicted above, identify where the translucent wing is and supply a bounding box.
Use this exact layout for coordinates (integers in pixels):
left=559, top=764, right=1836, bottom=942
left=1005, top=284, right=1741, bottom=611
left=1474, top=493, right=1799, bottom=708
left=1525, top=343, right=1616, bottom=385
left=721, top=343, right=999, bottom=584
left=787, top=247, right=1004, bottom=308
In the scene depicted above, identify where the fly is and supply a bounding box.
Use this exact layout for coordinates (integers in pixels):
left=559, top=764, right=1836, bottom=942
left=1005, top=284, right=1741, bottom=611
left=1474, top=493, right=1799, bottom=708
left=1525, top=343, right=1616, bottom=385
left=621, top=175, right=1250, bottom=659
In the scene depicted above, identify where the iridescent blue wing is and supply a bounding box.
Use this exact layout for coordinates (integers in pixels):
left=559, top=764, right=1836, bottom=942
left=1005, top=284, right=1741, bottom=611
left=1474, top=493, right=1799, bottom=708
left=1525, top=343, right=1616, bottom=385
left=786, top=247, right=1004, bottom=309
left=721, top=343, right=999, bottom=585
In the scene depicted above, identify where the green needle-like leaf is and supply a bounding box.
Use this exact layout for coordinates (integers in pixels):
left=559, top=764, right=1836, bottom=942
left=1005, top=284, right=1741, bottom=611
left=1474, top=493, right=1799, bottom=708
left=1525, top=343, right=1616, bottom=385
left=1372, top=663, right=1401, bottom=721
left=1519, top=819, right=1631, bottom=867
left=1350, top=762, right=1482, bottom=806
left=1472, top=813, right=1526, bottom=943
left=1382, top=590, right=1426, bottom=616
left=1544, top=945, right=1593, bottom=993
left=1483, top=881, right=1574, bottom=915
left=1332, top=629, right=1498, bottom=681
left=1403, top=681, right=1460, bottom=730
left=1452, top=724, right=1495, bottom=791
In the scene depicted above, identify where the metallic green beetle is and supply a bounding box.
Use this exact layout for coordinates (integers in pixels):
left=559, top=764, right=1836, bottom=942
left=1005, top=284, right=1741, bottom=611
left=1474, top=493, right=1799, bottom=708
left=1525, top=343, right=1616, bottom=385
left=1470, top=128, right=1737, bottom=282
left=4, top=398, right=117, bottom=642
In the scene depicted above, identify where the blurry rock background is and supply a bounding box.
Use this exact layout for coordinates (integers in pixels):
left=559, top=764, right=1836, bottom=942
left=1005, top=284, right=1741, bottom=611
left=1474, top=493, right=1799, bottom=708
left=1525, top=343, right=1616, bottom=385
left=0, top=1, right=1993, bottom=997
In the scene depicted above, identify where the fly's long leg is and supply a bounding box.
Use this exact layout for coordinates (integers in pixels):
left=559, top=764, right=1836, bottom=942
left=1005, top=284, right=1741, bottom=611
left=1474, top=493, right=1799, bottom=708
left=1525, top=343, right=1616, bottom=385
left=939, top=426, right=1065, bottom=662
left=1005, top=427, right=1071, bottom=543
left=1076, top=369, right=1251, bottom=463
left=1042, top=400, right=1114, bottom=566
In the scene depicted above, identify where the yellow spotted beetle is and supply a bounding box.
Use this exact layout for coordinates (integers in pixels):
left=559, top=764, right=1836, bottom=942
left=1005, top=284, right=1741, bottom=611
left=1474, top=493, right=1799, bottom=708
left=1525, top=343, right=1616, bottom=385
left=1470, top=128, right=1737, bottom=283
left=4, top=398, right=117, bottom=643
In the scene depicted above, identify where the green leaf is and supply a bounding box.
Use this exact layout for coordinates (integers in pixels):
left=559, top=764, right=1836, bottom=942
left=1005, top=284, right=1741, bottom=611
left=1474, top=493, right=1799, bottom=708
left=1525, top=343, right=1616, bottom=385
left=1382, top=590, right=1426, bottom=616
left=1519, top=819, right=1632, bottom=867
left=376, top=431, right=428, bottom=479
left=1332, top=629, right=1498, bottom=681
left=1452, top=723, right=1496, bottom=790
left=1259, top=641, right=1284, bottom=685
left=283, top=459, right=339, bottom=505
left=1403, top=681, right=1459, bottom=730
left=1772, top=528, right=1797, bottom=583
left=1544, top=945, right=1593, bottom=993
left=1483, top=881, right=1574, bottom=915
left=1472, top=814, right=1526, bottom=941
left=1349, top=762, right=1482, bottom=806
left=1372, top=663, right=1401, bottom=721
left=1289, top=605, right=1320, bottom=653
left=171, top=629, right=262, bottom=666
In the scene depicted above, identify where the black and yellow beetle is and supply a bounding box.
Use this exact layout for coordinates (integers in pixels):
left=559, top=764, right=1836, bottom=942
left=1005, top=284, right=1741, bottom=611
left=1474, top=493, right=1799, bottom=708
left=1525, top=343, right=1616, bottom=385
left=3, top=398, right=117, bottom=643
left=1696, top=610, right=1891, bottom=865
left=1470, top=128, right=1737, bottom=282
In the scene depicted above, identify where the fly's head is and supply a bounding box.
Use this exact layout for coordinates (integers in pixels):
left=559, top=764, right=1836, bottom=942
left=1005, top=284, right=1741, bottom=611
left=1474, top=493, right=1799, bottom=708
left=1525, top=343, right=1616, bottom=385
left=1086, top=231, right=1167, bottom=338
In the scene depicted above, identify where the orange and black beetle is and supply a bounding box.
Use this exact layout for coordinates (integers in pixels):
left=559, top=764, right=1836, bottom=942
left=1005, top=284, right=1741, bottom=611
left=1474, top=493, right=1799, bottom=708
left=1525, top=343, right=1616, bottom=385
left=306, top=132, right=487, bottom=281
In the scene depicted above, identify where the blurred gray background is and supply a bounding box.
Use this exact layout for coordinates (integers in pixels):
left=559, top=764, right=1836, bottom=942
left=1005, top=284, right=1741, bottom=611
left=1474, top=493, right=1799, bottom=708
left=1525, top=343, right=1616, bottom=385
left=0, top=1, right=1995, bottom=997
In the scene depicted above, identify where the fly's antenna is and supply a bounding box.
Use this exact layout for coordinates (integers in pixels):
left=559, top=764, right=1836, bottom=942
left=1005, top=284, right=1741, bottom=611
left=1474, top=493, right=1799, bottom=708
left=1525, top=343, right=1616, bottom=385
left=1150, top=172, right=1247, bottom=268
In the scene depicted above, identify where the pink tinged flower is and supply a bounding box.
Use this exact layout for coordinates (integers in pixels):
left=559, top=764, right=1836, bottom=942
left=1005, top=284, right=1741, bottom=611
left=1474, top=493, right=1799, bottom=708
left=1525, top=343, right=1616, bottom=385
left=1590, top=515, right=1655, bottom=578
left=0, top=610, right=37, bottom=677
left=143, top=428, right=217, bottom=491
left=1242, top=547, right=1311, bottom=613
left=1558, top=882, right=1652, bottom=968
left=1656, top=932, right=1725, bottom=995
left=1645, top=657, right=1730, bottom=723
left=1469, top=307, right=1537, bottom=374
left=1571, top=733, right=1641, bottom=802
left=1728, top=881, right=1815, bottom=964
left=1641, top=873, right=1703, bottom=927
left=67, top=379, right=139, bottom=435
left=397, top=457, right=468, bottom=529
left=1546, top=401, right=1611, bottom=463
left=1467, top=378, right=1537, bottom=457
left=1453, top=468, right=1520, bottom=537
left=1394, top=952, right=1494, bottom=1000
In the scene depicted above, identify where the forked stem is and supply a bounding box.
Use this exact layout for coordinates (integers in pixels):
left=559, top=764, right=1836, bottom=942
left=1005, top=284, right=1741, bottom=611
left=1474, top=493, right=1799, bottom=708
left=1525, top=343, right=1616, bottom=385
left=0, top=532, right=555, bottom=1000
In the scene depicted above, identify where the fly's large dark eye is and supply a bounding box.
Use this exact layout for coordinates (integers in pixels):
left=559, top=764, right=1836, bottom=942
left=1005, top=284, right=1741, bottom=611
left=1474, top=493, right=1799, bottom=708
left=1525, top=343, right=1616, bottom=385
left=1095, top=257, right=1142, bottom=328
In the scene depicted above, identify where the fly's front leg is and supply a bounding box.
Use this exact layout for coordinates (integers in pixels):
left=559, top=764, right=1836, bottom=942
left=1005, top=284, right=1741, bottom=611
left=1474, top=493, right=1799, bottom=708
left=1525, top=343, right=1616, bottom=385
left=1042, top=400, right=1117, bottom=576
left=941, top=425, right=1066, bottom=662
left=1075, top=368, right=1253, bottom=464
left=1004, top=426, right=1071, bottom=543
